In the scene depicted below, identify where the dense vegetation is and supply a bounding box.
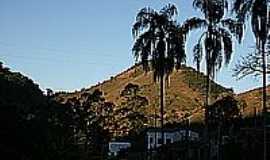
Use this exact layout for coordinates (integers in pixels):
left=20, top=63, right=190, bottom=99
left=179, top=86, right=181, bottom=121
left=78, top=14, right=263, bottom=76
left=56, top=65, right=232, bottom=127
left=0, top=65, right=114, bottom=160
left=0, top=64, right=154, bottom=159
left=0, top=57, right=269, bottom=160
left=1, top=0, right=270, bottom=159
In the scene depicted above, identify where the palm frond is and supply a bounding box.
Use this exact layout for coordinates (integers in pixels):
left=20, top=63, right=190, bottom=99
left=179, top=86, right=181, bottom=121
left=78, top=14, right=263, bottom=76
left=209, top=0, right=228, bottom=23
left=223, top=0, right=229, bottom=11
left=132, top=21, right=148, bottom=38
left=219, top=28, right=233, bottom=65
left=182, top=17, right=207, bottom=35
left=251, top=0, right=268, bottom=42
left=132, top=31, right=153, bottom=72
left=193, top=42, right=203, bottom=72
left=167, top=24, right=186, bottom=69
left=132, top=4, right=185, bottom=82
left=193, top=0, right=228, bottom=22
left=193, top=0, right=207, bottom=14
left=212, top=33, right=223, bottom=74
left=221, top=18, right=244, bottom=43
left=132, top=7, right=156, bottom=38
left=151, top=39, right=166, bottom=82
left=136, top=7, right=156, bottom=22
left=174, top=39, right=186, bottom=69
left=160, top=3, right=178, bottom=18
left=204, top=33, right=221, bottom=77
left=232, top=0, right=253, bottom=22
left=233, top=0, right=245, bottom=12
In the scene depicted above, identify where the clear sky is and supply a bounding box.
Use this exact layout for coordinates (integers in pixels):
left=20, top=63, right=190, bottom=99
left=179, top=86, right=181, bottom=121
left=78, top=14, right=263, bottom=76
left=0, top=0, right=265, bottom=93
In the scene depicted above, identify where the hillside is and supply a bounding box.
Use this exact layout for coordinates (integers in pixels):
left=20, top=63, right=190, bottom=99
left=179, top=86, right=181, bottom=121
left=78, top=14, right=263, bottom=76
left=0, top=67, right=45, bottom=107
left=55, top=65, right=230, bottom=124
left=0, top=66, right=50, bottom=159
left=1, top=62, right=269, bottom=156
left=236, top=85, right=270, bottom=118
left=0, top=64, right=112, bottom=160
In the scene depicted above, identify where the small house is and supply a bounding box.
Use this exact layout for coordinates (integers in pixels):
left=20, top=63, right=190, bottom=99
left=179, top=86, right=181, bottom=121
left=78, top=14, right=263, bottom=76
left=108, top=141, right=131, bottom=156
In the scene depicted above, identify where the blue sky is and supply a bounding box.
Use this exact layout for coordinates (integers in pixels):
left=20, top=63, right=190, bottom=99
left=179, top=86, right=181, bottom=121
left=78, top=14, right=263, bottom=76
left=0, top=0, right=264, bottom=93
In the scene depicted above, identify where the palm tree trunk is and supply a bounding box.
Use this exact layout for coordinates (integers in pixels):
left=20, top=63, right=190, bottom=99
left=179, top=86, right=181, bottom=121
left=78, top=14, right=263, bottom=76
left=206, top=69, right=211, bottom=160
left=160, top=73, right=165, bottom=146
left=154, top=105, right=157, bottom=150
left=217, top=119, right=222, bottom=160
left=204, top=55, right=211, bottom=160
left=261, top=40, right=267, bottom=160
left=205, top=68, right=210, bottom=125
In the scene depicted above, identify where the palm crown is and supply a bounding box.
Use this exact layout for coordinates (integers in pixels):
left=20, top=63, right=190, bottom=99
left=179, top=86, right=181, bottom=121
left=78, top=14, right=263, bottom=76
left=132, top=4, right=186, bottom=81
left=182, top=0, right=243, bottom=78
left=233, top=0, right=269, bottom=44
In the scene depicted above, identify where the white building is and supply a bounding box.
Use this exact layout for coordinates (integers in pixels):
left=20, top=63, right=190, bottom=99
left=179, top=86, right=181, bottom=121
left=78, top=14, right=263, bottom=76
left=108, top=141, right=131, bottom=156
left=145, top=128, right=199, bottom=150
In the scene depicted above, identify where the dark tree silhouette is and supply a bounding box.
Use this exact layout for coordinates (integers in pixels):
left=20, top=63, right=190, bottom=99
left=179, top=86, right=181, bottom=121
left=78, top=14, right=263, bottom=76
left=233, top=1, right=270, bottom=159
left=182, top=0, right=243, bottom=116
left=0, top=62, right=10, bottom=72
left=208, top=94, right=243, bottom=160
left=65, top=89, right=112, bottom=158
left=115, top=83, right=148, bottom=136
left=0, top=67, right=83, bottom=160
left=233, top=50, right=270, bottom=79
left=132, top=3, right=186, bottom=146
left=182, top=0, right=243, bottom=159
left=46, top=88, right=54, bottom=97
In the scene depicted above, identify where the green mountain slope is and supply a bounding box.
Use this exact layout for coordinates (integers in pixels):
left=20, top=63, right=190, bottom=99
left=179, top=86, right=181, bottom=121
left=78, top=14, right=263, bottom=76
left=56, top=65, right=230, bottom=124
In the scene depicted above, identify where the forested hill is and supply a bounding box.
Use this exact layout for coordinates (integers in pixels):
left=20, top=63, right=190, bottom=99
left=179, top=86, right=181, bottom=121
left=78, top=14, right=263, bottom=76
left=0, top=66, right=48, bottom=159
left=55, top=64, right=270, bottom=125
left=0, top=65, right=94, bottom=160
left=1, top=63, right=268, bottom=160
left=0, top=67, right=45, bottom=107
left=237, top=85, right=270, bottom=117
left=55, top=64, right=230, bottom=124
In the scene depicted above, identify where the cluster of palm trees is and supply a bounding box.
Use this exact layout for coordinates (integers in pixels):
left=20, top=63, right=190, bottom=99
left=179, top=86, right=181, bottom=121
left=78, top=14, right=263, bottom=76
left=132, top=0, right=269, bottom=159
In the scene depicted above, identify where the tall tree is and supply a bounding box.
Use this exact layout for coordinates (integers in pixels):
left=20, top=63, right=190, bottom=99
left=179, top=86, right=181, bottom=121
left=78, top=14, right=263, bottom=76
left=182, top=0, right=243, bottom=159
left=132, top=4, right=186, bottom=146
left=233, top=1, right=269, bottom=159
left=208, top=94, right=242, bottom=160
left=114, top=83, right=148, bottom=136
left=66, top=89, right=111, bottom=158
left=233, top=49, right=270, bottom=79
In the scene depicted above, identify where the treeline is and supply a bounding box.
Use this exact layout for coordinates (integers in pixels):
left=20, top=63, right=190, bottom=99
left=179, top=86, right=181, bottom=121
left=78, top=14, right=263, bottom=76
left=0, top=64, right=151, bottom=160
left=0, top=64, right=83, bottom=160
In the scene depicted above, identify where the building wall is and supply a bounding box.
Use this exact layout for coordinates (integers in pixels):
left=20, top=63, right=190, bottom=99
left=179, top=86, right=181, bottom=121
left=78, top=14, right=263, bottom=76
left=108, top=142, right=131, bottom=156
left=146, top=130, right=199, bottom=150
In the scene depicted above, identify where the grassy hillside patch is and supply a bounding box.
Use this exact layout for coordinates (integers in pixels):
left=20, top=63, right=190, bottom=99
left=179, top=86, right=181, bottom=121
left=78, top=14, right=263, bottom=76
left=56, top=65, right=230, bottom=125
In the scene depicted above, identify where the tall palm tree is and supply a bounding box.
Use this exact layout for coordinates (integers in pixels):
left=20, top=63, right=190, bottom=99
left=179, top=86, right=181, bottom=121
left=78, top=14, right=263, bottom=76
left=182, top=0, right=243, bottom=159
left=132, top=4, right=186, bottom=146
left=233, top=1, right=269, bottom=159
